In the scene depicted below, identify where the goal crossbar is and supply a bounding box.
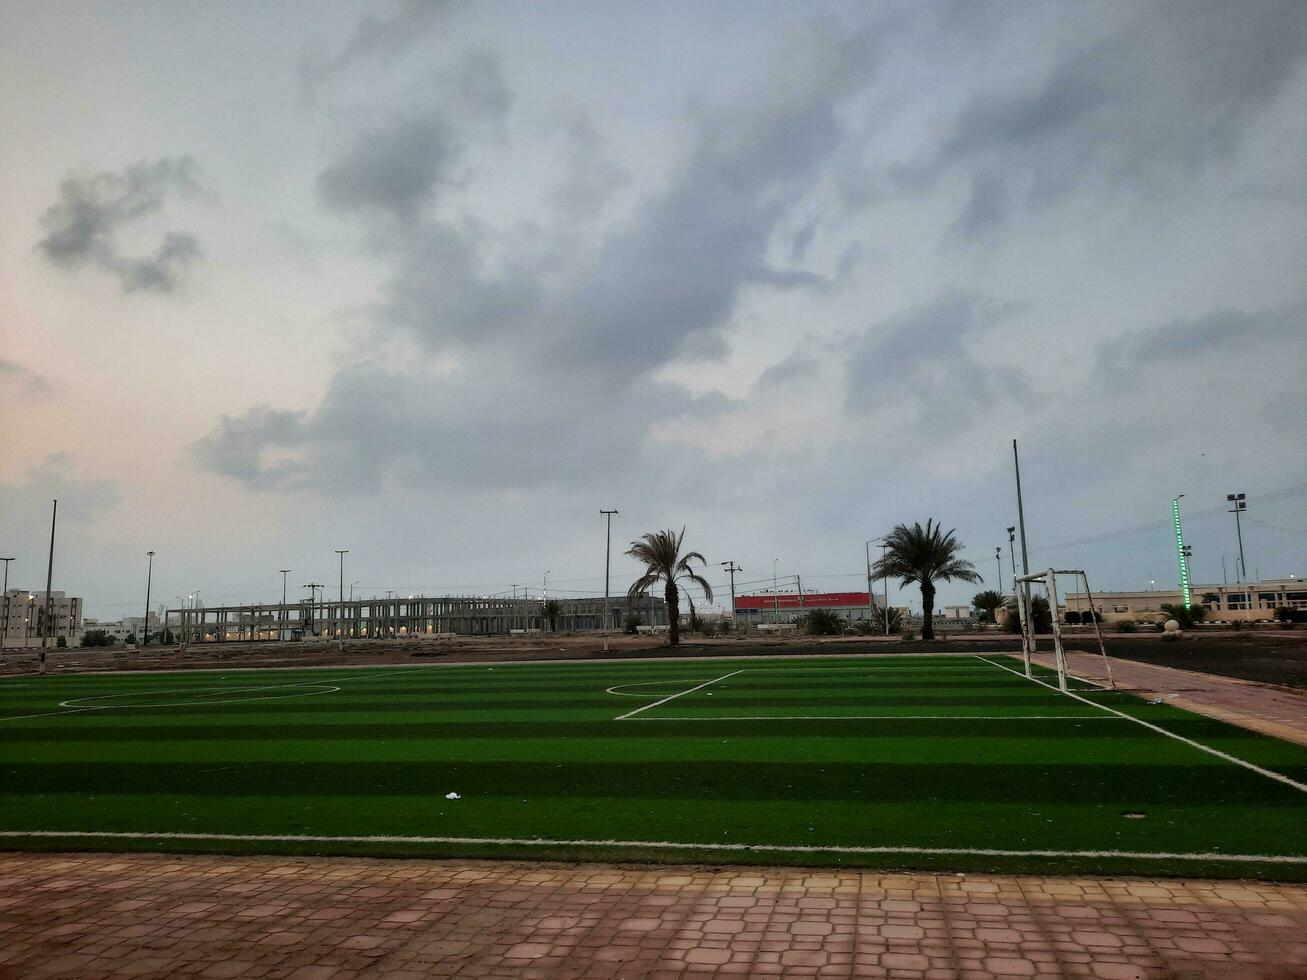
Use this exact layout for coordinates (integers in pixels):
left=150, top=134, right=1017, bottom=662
left=1014, top=568, right=1116, bottom=693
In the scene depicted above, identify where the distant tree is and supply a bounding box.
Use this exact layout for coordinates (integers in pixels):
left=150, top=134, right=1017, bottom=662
left=1006, top=596, right=1052, bottom=634
left=972, top=590, right=1006, bottom=623
left=1274, top=606, right=1296, bottom=627
left=56, top=635, right=67, bottom=649
left=1201, top=592, right=1221, bottom=605
left=872, top=520, right=982, bottom=640
left=861, top=607, right=903, bottom=634
left=540, top=599, right=562, bottom=633
left=1064, top=610, right=1082, bottom=624
left=719, top=618, right=734, bottom=634
left=123, top=632, right=137, bottom=645
left=804, top=608, right=844, bottom=636
left=626, top=528, right=714, bottom=647
left=80, top=629, right=112, bottom=647
left=623, top=614, right=643, bottom=635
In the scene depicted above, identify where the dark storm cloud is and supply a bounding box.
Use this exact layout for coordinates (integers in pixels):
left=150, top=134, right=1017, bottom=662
left=909, top=0, right=1307, bottom=237
left=37, top=157, right=205, bottom=293
left=845, top=291, right=1030, bottom=431
left=304, top=0, right=465, bottom=86
left=318, top=113, right=458, bottom=220
left=0, top=360, right=51, bottom=400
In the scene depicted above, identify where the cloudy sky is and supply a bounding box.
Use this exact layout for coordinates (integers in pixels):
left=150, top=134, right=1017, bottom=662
left=2, top=0, right=1305, bottom=620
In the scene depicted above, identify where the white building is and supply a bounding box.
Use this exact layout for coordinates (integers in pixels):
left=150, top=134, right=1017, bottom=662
left=1064, top=578, right=1307, bottom=623
left=1, top=590, right=83, bottom=647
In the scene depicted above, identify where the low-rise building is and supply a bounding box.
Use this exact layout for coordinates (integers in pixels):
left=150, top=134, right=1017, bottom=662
left=1, top=590, right=82, bottom=647
left=1063, top=578, right=1307, bottom=623
left=733, top=591, right=878, bottom=626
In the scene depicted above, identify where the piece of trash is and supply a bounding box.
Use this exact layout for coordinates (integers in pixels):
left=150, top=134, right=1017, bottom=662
left=445, top=792, right=461, bottom=800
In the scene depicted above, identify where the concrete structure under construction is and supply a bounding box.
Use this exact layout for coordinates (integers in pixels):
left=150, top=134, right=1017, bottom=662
left=168, top=594, right=668, bottom=643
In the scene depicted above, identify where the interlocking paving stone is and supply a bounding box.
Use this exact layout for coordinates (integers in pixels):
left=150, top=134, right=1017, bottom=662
left=1, top=854, right=1306, bottom=978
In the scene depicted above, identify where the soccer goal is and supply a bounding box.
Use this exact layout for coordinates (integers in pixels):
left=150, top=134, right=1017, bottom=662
left=1013, top=568, right=1116, bottom=693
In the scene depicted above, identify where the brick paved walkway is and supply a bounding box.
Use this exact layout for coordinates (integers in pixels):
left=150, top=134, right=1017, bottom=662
left=1, top=854, right=1306, bottom=979
left=1037, top=650, right=1307, bottom=747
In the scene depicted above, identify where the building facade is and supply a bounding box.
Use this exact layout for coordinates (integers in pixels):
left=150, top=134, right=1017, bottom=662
left=1063, top=578, right=1307, bottom=623
left=732, top=591, right=879, bottom=626
left=1, top=590, right=83, bottom=647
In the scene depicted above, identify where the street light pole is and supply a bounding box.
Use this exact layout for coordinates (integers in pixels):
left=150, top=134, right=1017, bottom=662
left=0, top=557, right=13, bottom=652
left=1172, top=495, right=1191, bottom=608
left=600, top=510, right=618, bottom=652
left=143, top=551, right=156, bottom=647
left=880, top=542, right=890, bottom=634
left=1226, top=493, right=1248, bottom=584
left=1006, top=527, right=1016, bottom=595
left=335, top=550, right=348, bottom=649
left=994, top=547, right=1001, bottom=592
left=772, top=558, right=779, bottom=624
left=279, top=569, right=291, bottom=642
left=40, top=500, right=57, bottom=674
left=864, top=540, right=877, bottom=624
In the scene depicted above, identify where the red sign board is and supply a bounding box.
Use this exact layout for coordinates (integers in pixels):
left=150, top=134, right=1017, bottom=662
left=734, top=592, right=870, bottom=610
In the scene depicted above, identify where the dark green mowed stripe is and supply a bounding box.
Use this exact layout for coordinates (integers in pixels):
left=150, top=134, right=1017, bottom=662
left=5, top=761, right=1304, bottom=804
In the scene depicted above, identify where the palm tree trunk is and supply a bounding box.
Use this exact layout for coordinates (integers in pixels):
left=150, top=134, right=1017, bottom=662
left=666, top=581, right=680, bottom=646
left=921, top=582, right=936, bottom=640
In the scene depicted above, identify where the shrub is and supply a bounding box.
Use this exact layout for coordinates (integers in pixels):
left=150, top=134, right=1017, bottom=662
left=1160, top=603, right=1206, bottom=630
left=1118, top=620, right=1137, bottom=633
left=719, top=618, right=734, bottom=633
left=1064, top=610, right=1082, bottom=625
left=56, top=635, right=67, bottom=649
left=80, top=629, right=113, bottom=647
left=1005, top=596, right=1052, bottom=633
left=623, top=614, right=642, bottom=635
left=863, top=607, right=903, bottom=634
left=804, top=608, right=845, bottom=636
left=699, top=620, right=718, bottom=637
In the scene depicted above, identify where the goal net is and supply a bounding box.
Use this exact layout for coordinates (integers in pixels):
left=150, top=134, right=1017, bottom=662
left=1013, top=568, right=1115, bottom=693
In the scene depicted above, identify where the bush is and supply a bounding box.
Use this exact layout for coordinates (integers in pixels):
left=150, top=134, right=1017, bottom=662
left=699, top=620, right=718, bottom=637
left=56, top=635, right=67, bottom=648
left=862, top=607, right=903, bottom=634
left=1118, top=620, right=1137, bottom=633
left=80, top=629, right=113, bottom=647
left=719, top=618, right=733, bottom=633
left=1005, top=596, right=1052, bottom=633
left=1160, top=603, right=1206, bottom=630
left=803, top=608, right=845, bottom=636
left=1064, top=610, right=1082, bottom=625
left=623, top=614, right=642, bottom=635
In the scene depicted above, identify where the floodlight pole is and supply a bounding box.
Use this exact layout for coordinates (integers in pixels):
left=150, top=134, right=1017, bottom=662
left=1172, top=496, right=1191, bottom=608
left=600, top=510, right=618, bottom=651
left=335, top=550, right=348, bottom=649
left=864, top=540, right=876, bottom=624
left=1006, top=527, right=1016, bottom=595
left=40, top=500, right=57, bottom=675
left=994, top=547, right=1001, bottom=591
left=279, top=570, right=291, bottom=641
left=1, top=557, right=13, bottom=653
left=881, top=542, right=890, bottom=634
left=1012, top=441, right=1034, bottom=670
left=142, top=551, right=156, bottom=647
left=1226, top=493, right=1247, bottom=584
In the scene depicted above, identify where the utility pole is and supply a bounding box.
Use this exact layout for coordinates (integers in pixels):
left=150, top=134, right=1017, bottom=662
left=40, top=500, right=57, bottom=675
left=600, top=510, right=618, bottom=652
left=881, top=542, right=890, bottom=634
left=1012, top=441, right=1033, bottom=665
left=772, top=558, right=779, bottom=623
left=720, top=561, right=741, bottom=624
left=994, top=547, right=1001, bottom=591
left=142, top=551, right=156, bottom=647
left=864, top=540, right=877, bottom=624
left=279, top=569, right=291, bottom=642
left=0, top=557, right=13, bottom=652
left=335, top=550, right=348, bottom=649
left=304, top=582, right=324, bottom=637
left=1226, top=493, right=1247, bottom=584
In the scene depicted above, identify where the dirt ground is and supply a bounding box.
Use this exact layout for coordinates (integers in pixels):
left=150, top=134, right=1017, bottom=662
left=4, top=628, right=1306, bottom=689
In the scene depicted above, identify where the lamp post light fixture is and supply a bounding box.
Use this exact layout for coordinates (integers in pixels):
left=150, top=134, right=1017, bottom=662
left=0, top=557, right=13, bottom=652
left=142, top=551, right=156, bottom=647
left=600, top=510, right=618, bottom=651
left=1226, top=493, right=1248, bottom=584
left=994, top=547, right=1002, bottom=590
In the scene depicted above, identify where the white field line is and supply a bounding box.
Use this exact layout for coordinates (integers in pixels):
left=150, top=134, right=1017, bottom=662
left=615, top=670, right=745, bottom=721
left=0, top=829, right=1302, bottom=865
left=974, top=655, right=1307, bottom=795
left=605, top=680, right=703, bottom=697
left=631, top=714, right=1122, bottom=722
left=59, top=685, right=340, bottom=710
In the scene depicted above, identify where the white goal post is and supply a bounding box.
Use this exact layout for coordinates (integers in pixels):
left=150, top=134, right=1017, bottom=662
left=1013, top=568, right=1116, bottom=693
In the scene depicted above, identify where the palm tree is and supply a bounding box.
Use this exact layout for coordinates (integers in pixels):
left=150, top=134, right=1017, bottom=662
left=626, top=528, right=714, bottom=646
left=540, top=599, right=562, bottom=633
left=872, top=520, right=982, bottom=640
left=972, top=590, right=1006, bottom=624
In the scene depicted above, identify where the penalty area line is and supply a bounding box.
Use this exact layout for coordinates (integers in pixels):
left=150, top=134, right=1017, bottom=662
left=974, top=655, right=1307, bottom=795
left=628, top=714, right=1123, bottom=721
left=0, top=830, right=1302, bottom=865
left=615, top=670, right=744, bottom=720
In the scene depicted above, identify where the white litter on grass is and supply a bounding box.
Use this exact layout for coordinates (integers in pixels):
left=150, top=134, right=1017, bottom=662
left=445, top=792, right=461, bottom=800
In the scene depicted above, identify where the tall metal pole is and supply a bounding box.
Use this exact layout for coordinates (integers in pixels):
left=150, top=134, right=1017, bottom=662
left=864, top=540, right=876, bottom=623
left=0, top=557, right=13, bottom=652
left=1227, top=493, right=1247, bottom=584
left=721, top=562, right=740, bottom=624
left=600, top=510, right=617, bottom=652
left=1006, top=527, right=1016, bottom=595
left=335, top=550, right=348, bottom=648
left=1172, top=495, right=1191, bottom=608
left=142, top=551, right=155, bottom=646
left=881, top=542, right=889, bottom=634
left=279, top=569, right=291, bottom=641
left=40, top=500, right=57, bottom=674
left=772, top=558, right=779, bottom=623
left=1012, top=441, right=1033, bottom=664
left=994, top=547, right=1001, bottom=591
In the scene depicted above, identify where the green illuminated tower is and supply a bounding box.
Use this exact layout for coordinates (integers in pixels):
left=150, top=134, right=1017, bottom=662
left=1172, top=497, right=1191, bottom=608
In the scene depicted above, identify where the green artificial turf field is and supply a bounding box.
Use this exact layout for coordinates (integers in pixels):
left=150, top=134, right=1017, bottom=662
left=2, top=653, right=1305, bottom=878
